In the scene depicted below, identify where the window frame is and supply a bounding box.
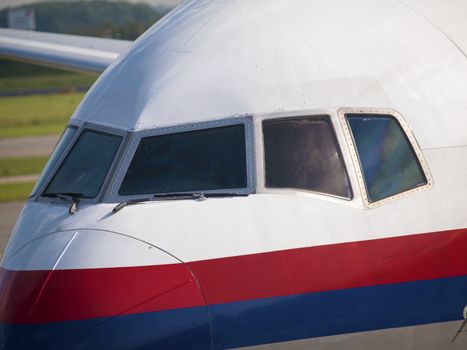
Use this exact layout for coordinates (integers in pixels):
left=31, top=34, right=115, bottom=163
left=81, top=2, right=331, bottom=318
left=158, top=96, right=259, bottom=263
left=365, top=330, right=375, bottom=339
left=261, top=114, right=353, bottom=200
left=253, top=109, right=359, bottom=207
left=338, top=107, right=433, bottom=208
left=30, top=119, right=82, bottom=202
left=107, top=116, right=256, bottom=203
left=29, top=123, right=79, bottom=199
left=37, top=122, right=128, bottom=205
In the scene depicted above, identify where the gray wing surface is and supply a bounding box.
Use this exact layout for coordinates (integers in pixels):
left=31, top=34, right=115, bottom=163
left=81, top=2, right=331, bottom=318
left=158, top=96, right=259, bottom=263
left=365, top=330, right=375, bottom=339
left=0, top=28, right=132, bottom=74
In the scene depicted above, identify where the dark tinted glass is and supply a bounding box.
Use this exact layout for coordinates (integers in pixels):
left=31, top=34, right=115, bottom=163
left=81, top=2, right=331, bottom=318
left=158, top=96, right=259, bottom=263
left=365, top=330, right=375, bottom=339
left=31, top=126, right=77, bottom=196
left=43, top=130, right=122, bottom=198
left=347, top=114, right=427, bottom=202
left=263, top=116, right=352, bottom=198
left=119, top=124, right=247, bottom=195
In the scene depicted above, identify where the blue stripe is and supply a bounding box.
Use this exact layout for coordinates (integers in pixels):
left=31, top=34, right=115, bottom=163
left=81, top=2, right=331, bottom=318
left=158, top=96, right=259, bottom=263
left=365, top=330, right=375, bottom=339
left=1, top=276, right=466, bottom=349
left=210, top=275, right=467, bottom=349
left=0, top=306, right=211, bottom=350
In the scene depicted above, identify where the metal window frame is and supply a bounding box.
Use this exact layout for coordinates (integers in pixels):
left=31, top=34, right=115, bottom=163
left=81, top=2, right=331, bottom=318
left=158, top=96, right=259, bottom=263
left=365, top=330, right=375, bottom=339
left=253, top=109, right=362, bottom=208
left=31, top=108, right=430, bottom=209
left=36, top=121, right=128, bottom=205
left=28, top=123, right=80, bottom=200
left=106, top=115, right=256, bottom=203
left=261, top=113, right=353, bottom=200
left=338, top=107, right=433, bottom=208
left=30, top=119, right=83, bottom=202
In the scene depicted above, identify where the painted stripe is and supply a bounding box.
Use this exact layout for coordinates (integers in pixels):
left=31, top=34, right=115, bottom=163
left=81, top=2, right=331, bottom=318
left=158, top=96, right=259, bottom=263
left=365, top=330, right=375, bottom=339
left=0, top=264, right=205, bottom=324
left=189, top=228, right=467, bottom=304
left=0, top=228, right=465, bottom=325
left=210, top=276, right=467, bottom=349
left=1, top=276, right=466, bottom=349
left=0, top=306, right=211, bottom=350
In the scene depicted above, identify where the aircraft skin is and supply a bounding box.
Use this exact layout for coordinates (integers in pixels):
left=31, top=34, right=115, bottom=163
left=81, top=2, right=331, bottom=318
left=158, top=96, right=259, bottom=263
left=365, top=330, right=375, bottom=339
left=0, top=0, right=467, bottom=349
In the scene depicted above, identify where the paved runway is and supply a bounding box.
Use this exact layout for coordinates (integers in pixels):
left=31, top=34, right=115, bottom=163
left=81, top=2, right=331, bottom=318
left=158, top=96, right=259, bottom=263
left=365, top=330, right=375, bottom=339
left=0, top=174, right=39, bottom=184
left=0, top=135, right=58, bottom=158
left=0, top=201, right=23, bottom=256
left=0, top=134, right=58, bottom=253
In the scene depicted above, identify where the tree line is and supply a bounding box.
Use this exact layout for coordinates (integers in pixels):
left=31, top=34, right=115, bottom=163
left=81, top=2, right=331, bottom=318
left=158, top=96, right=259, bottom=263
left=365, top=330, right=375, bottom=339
left=0, top=0, right=163, bottom=40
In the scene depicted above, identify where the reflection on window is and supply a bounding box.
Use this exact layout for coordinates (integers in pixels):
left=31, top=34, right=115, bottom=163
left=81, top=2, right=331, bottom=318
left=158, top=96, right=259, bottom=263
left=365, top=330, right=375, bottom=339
left=43, top=130, right=122, bottom=198
left=31, top=126, right=77, bottom=197
left=347, top=114, right=427, bottom=202
left=263, top=116, right=352, bottom=199
left=119, top=124, right=247, bottom=196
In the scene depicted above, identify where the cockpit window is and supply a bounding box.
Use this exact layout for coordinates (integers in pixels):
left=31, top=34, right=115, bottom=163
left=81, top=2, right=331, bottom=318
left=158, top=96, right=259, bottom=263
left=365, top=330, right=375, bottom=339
left=30, top=126, right=77, bottom=197
left=119, top=124, right=247, bottom=196
left=263, top=116, right=352, bottom=199
left=43, top=130, right=122, bottom=199
left=346, top=114, right=427, bottom=203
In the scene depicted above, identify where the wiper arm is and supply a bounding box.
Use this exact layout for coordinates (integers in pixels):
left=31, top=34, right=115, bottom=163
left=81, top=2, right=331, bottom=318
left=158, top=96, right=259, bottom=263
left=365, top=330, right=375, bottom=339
left=151, top=192, right=249, bottom=200
left=113, top=193, right=205, bottom=214
left=112, top=192, right=248, bottom=214
left=43, top=192, right=87, bottom=199
left=42, top=192, right=87, bottom=215
left=153, top=192, right=207, bottom=200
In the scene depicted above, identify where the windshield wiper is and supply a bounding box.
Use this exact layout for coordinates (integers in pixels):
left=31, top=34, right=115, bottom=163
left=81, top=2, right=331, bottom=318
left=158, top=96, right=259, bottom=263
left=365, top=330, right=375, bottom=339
left=113, top=193, right=205, bottom=214
left=112, top=192, right=248, bottom=214
left=42, top=192, right=88, bottom=215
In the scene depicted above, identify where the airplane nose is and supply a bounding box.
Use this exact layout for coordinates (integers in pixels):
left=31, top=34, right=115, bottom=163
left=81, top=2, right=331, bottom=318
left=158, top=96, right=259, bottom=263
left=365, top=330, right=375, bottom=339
left=0, top=230, right=210, bottom=349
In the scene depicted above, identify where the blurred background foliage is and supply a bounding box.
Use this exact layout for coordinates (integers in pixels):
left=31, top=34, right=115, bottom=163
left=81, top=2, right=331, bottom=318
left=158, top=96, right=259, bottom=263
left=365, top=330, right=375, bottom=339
left=0, top=1, right=169, bottom=201
left=0, top=0, right=163, bottom=39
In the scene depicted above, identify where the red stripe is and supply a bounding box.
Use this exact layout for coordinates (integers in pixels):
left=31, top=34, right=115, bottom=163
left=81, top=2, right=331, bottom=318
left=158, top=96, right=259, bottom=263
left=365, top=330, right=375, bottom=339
left=0, top=264, right=204, bottom=324
left=0, top=228, right=466, bottom=325
left=188, top=228, right=467, bottom=304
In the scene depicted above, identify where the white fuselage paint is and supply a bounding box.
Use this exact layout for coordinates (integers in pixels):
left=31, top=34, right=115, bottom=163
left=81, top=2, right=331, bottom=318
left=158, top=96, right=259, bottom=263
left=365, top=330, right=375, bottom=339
left=1, top=0, right=467, bottom=349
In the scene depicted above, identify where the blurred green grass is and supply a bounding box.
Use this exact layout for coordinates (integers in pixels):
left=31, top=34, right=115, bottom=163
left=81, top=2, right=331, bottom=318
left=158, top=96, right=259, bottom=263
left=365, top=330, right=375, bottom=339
left=0, top=156, right=48, bottom=177
left=0, top=73, right=96, bottom=92
left=0, top=62, right=94, bottom=202
left=0, top=182, right=34, bottom=202
left=0, top=93, right=85, bottom=138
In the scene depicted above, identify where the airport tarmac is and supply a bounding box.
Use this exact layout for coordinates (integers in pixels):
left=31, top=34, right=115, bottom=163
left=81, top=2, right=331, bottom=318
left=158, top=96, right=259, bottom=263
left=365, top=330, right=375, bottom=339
left=0, top=201, right=23, bottom=255
left=0, top=134, right=58, bottom=158
left=0, top=134, right=57, bottom=253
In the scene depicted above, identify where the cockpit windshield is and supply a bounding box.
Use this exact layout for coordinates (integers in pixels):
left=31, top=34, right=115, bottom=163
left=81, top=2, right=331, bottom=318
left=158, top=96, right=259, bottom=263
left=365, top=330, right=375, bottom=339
left=263, top=116, right=352, bottom=199
left=43, top=129, right=122, bottom=199
left=118, top=124, right=247, bottom=196
left=31, top=126, right=77, bottom=197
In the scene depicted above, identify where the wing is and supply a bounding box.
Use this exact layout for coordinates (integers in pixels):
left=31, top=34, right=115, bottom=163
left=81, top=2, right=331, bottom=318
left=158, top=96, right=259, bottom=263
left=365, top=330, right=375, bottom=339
left=0, top=28, right=132, bottom=74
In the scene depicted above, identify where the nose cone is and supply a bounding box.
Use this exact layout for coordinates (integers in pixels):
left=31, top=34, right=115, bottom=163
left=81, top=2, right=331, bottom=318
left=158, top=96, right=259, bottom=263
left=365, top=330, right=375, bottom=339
left=0, top=230, right=210, bottom=349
